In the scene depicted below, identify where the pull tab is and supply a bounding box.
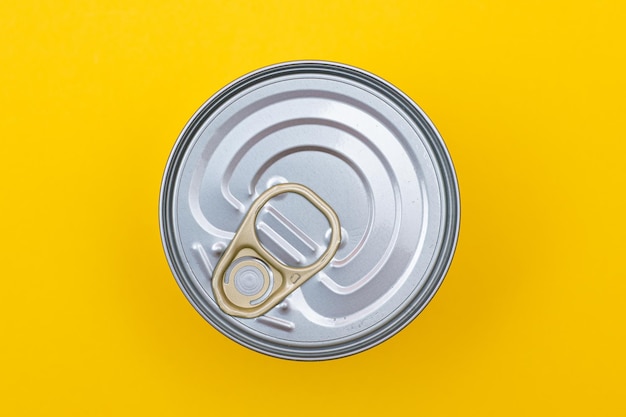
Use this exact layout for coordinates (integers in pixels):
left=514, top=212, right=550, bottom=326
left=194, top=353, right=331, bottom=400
left=212, top=183, right=341, bottom=318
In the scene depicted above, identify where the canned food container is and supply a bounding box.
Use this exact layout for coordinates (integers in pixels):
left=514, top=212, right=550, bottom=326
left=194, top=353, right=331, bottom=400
left=159, top=61, right=460, bottom=360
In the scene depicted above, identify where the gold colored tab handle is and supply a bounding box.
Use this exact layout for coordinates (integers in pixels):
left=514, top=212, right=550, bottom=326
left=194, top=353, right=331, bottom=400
left=212, top=183, right=341, bottom=318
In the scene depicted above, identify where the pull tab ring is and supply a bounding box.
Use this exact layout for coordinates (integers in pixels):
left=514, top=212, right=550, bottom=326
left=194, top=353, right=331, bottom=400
left=212, top=183, right=341, bottom=318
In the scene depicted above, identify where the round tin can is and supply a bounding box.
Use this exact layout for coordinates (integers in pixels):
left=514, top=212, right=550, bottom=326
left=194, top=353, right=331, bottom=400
left=160, top=61, right=460, bottom=360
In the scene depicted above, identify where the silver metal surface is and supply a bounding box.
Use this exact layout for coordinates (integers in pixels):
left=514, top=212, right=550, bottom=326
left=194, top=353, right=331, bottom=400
left=160, top=61, right=460, bottom=360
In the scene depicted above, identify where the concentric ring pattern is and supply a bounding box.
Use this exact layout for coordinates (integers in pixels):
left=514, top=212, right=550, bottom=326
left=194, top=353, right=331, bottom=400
left=160, top=62, right=459, bottom=360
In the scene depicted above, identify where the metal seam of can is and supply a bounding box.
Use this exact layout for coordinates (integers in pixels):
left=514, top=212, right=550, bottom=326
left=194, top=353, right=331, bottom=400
left=159, top=60, right=460, bottom=360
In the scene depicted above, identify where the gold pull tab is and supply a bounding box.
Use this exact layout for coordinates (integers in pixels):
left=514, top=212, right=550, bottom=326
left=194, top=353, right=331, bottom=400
left=212, top=183, right=341, bottom=318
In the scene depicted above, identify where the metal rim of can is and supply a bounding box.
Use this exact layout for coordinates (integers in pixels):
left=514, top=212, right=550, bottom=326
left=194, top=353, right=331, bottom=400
left=159, top=61, right=460, bottom=360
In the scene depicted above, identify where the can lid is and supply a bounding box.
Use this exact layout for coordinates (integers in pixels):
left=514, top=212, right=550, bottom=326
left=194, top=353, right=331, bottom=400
left=160, top=61, right=460, bottom=360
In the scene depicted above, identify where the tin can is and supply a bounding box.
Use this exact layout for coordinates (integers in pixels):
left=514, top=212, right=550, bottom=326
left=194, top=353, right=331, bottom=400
left=160, top=61, right=460, bottom=360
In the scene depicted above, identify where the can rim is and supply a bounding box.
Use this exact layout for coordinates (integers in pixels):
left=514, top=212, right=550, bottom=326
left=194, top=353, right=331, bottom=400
left=159, top=60, right=460, bottom=360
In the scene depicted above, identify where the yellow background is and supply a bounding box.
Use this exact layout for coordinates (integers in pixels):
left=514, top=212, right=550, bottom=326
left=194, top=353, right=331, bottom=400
left=2, top=1, right=625, bottom=415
